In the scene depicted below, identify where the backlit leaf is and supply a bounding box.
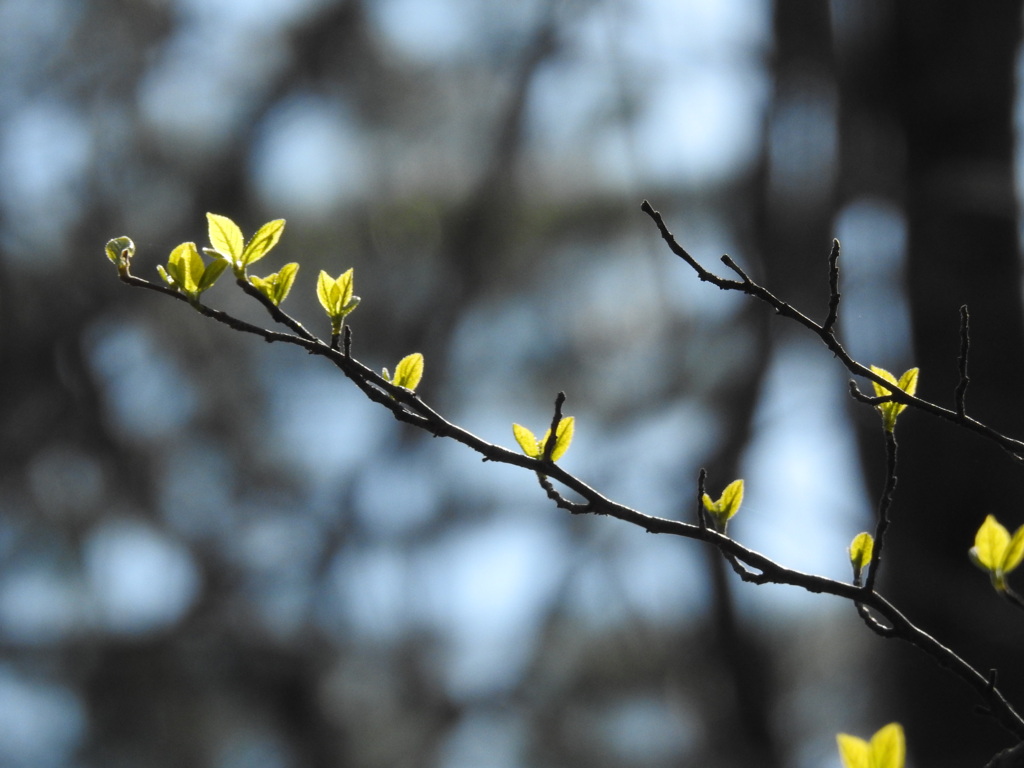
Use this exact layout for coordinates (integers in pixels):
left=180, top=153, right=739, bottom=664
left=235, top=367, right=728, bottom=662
left=240, top=218, right=285, bottom=267
left=972, top=515, right=1010, bottom=573
left=869, top=365, right=918, bottom=432
left=197, top=257, right=229, bottom=293
left=849, top=532, right=874, bottom=575
left=105, top=236, right=135, bottom=266
left=837, top=723, right=905, bottom=768
left=540, top=416, right=574, bottom=461
left=391, top=353, right=424, bottom=391
left=719, top=478, right=744, bottom=521
left=273, top=262, right=299, bottom=304
left=207, top=213, right=244, bottom=262
left=870, top=723, right=906, bottom=768
left=513, top=424, right=540, bottom=458
left=836, top=734, right=871, bottom=768
left=702, top=479, right=744, bottom=531
left=167, top=242, right=200, bottom=295
left=1004, top=525, right=1024, bottom=573
left=317, top=270, right=337, bottom=314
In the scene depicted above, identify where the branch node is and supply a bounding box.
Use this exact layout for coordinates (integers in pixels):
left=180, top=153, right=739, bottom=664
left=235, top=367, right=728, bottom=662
left=720, top=254, right=751, bottom=283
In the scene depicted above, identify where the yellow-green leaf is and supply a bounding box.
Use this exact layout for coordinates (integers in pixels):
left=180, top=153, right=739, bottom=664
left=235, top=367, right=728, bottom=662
left=539, top=416, right=574, bottom=461
left=166, top=241, right=202, bottom=295
left=513, top=423, right=540, bottom=458
left=391, top=353, right=424, bottom=391
left=836, top=734, right=871, bottom=768
left=970, top=515, right=1024, bottom=591
left=719, top=478, right=744, bottom=519
left=196, top=255, right=229, bottom=293
left=837, top=723, right=904, bottom=768
left=105, top=236, right=135, bottom=268
left=317, top=269, right=357, bottom=332
left=972, top=514, right=1010, bottom=573
left=317, top=270, right=337, bottom=314
left=849, top=532, right=874, bottom=576
left=1004, top=525, right=1024, bottom=573
left=240, top=218, right=285, bottom=267
left=274, top=262, right=299, bottom=304
left=702, top=479, right=744, bottom=531
left=869, top=365, right=919, bottom=432
left=870, top=723, right=906, bottom=768
left=896, top=367, right=918, bottom=397
left=252, top=262, right=299, bottom=306
left=207, top=213, right=244, bottom=262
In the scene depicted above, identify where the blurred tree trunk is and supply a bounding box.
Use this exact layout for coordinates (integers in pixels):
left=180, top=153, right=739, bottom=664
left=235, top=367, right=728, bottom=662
left=839, top=2, right=1024, bottom=764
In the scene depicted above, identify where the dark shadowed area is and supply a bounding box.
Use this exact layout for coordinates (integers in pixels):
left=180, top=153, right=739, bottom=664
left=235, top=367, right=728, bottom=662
left=2, top=0, right=1022, bottom=766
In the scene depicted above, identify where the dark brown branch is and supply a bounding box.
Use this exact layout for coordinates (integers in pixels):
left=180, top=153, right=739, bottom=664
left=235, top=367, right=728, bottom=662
left=824, top=239, right=841, bottom=334
left=115, top=232, right=1024, bottom=741
left=957, top=304, right=971, bottom=418
left=864, top=431, right=898, bottom=593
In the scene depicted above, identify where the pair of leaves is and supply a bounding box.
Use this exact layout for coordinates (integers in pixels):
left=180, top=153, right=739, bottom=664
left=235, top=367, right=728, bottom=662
left=969, top=514, right=1024, bottom=592
left=848, top=532, right=874, bottom=582
left=513, top=417, right=575, bottom=462
left=702, top=479, right=744, bottom=533
left=383, top=353, right=424, bottom=392
left=206, top=213, right=286, bottom=276
left=250, top=263, right=299, bottom=307
left=157, top=242, right=228, bottom=300
left=317, top=269, right=361, bottom=334
left=869, top=365, right=919, bottom=432
left=837, top=723, right=905, bottom=768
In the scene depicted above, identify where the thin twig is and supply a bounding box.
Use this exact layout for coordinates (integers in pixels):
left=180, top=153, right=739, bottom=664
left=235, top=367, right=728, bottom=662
left=864, top=431, right=898, bottom=594
left=824, top=239, right=841, bottom=334
left=957, top=304, right=971, bottom=418
left=542, top=391, right=566, bottom=461
left=642, top=200, right=1024, bottom=462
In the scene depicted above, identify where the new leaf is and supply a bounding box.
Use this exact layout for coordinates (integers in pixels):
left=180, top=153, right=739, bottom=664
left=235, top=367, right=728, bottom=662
left=702, top=479, right=744, bottom=533
left=836, top=723, right=905, bottom=768
left=105, top=236, right=135, bottom=274
left=157, top=241, right=226, bottom=300
left=206, top=213, right=286, bottom=275
left=383, top=353, right=424, bottom=392
left=848, top=532, right=874, bottom=581
left=869, top=365, right=919, bottom=432
left=317, top=269, right=360, bottom=334
left=250, top=262, right=299, bottom=306
left=207, top=213, right=244, bottom=263
left=512, top=417, right=575, bottom=462
left=970, top=514, right=1024, bottom=592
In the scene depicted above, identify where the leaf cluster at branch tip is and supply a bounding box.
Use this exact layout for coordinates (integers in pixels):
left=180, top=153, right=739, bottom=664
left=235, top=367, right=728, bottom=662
left=205, top=213, right=286, bottom=277
left=836, top=722, right=905, bottom=768
left=250, top=262, right=300, bottom=306
left=105, top=236, right=135, bottom=274
left=317, top=269, right=361, bottom=335
left=869, top=365, right=919, bottom=432
left=970, top=514, right=1024, bottom=592
left=701, top=479, right=744, bottom=533
left=157, top=241, right=228, bottom=300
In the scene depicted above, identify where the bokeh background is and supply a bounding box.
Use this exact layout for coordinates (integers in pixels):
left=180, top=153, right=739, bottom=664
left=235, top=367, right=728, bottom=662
left=3, top=0, right=1024, bottom=766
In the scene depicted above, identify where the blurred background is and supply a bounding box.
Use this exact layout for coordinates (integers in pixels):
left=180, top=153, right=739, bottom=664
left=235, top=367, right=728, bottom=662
left=2, top=0, right=1024, bottom=766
